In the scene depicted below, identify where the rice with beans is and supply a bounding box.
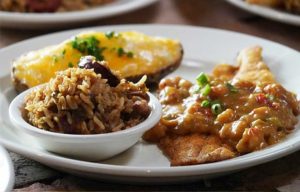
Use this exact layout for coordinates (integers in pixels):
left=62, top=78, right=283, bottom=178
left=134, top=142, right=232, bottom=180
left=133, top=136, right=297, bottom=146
left=24, top=68, right=150, bottom=134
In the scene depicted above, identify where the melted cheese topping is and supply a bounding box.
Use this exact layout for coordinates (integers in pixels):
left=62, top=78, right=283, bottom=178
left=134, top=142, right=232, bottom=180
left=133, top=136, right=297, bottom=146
left=13, top=31, right=182, bottom=88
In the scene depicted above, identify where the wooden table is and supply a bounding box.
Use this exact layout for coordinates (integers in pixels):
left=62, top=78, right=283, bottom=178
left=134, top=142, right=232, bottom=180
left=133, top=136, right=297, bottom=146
left=1, top=0, right=300, bottom=191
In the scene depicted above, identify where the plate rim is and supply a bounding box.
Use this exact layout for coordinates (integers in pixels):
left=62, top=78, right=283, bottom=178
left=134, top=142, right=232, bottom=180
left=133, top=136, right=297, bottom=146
left=0, top=24, right=300, bottom=178
left=1, top=23, right=299, bottom=55
left=225, top=0, right=300, bottom=26
left=0, top=0, right=157, bottom=25
left=0, top=145, right=14, bottom=191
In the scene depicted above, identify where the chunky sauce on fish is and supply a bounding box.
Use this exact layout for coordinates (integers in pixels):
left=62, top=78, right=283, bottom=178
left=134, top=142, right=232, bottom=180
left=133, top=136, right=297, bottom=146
left=143, top=47, right=300, bottom=166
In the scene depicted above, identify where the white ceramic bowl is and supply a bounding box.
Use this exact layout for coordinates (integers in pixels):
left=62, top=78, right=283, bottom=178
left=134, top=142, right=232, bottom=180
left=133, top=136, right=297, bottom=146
left=9, top=87, right=161, bottom=161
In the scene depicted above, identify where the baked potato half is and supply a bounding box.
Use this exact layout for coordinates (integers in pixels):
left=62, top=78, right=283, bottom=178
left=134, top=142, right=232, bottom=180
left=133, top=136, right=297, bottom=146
left=12, top=31, right=183, bottom=92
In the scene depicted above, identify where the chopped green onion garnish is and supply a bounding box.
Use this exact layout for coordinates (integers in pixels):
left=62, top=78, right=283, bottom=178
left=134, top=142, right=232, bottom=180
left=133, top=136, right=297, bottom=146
left=105, top=31, right=115, bottom=39
left=192, top=85, right=201, bottom=94
left=226, top=82, right=238, bottom=93
left=266, top=94, right=275, bottom=101
left=196, top=72, right=209, bottom=87
left=211, top=103, right=223, bottom=115
left=201, top=84, right=211, bottom=96
left=62, top=49, right=66, bottom=55
left=201, top=100, right=210, bottom=107
left=211, top=100, right=220, bottom=105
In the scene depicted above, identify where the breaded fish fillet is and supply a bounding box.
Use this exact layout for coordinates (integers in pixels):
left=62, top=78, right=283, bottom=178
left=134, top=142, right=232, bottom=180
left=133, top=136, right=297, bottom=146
left=150, top=46, right=278, bottom=166
left=159, top=134, right=235, bottom=166
left=234, top=46, right=276, bottom=84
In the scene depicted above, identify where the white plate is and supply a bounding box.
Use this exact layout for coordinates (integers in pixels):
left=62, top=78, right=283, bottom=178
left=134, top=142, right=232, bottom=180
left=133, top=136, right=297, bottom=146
left=226, top=0, right=300, bottom=26
left=0, top=145, right=14, bottom=191
left=0, top=24, right=300, bottom=183
left=0, top=0, right=157, bottom=29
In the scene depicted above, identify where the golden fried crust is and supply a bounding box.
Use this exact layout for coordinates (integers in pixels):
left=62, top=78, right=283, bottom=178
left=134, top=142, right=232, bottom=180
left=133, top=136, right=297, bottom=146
left=212, top=63, right=239, bottom=81
left=159, top=134, right=236, bottom=166
left=234, top=46, right=276, bottom=84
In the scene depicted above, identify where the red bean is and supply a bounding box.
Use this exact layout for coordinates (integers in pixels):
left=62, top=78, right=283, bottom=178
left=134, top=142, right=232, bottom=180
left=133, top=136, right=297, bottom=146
left=79, top=56, right=120, bottom=87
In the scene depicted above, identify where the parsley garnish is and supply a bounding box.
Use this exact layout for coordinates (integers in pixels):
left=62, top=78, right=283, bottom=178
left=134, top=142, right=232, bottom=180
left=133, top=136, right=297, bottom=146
left=117, top=47, right=125, bottom=57
left=127, top=51, right=134, bottom=58
left=53, top=56, right=58, bottom=63
left=71, top=36, right=105, bottom=61
left=105, top=31, right=115, bottom=39
left=68, top=62, right=74, bottom=68
left=117, top=47, right=134, bottom=58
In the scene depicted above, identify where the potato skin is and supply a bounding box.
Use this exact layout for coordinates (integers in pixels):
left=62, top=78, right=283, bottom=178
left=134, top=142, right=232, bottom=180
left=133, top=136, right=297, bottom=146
left=127, top=46, right=183, bottom=88
left=12, top=66, right=29, bottom=93
left=12, top=45, right=183, bottom=92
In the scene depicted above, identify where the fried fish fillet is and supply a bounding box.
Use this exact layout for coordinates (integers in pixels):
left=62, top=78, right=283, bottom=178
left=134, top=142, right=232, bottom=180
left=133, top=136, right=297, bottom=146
left=234, top=46, right=276, bottom=84
left=159, top=134, right=235, bottom=166
left=150, top=46, right=275, bottom=166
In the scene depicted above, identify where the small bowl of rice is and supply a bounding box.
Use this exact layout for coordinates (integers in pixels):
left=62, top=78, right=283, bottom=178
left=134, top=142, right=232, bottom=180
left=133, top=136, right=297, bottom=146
left=9, top=67, right=161, bottom=161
